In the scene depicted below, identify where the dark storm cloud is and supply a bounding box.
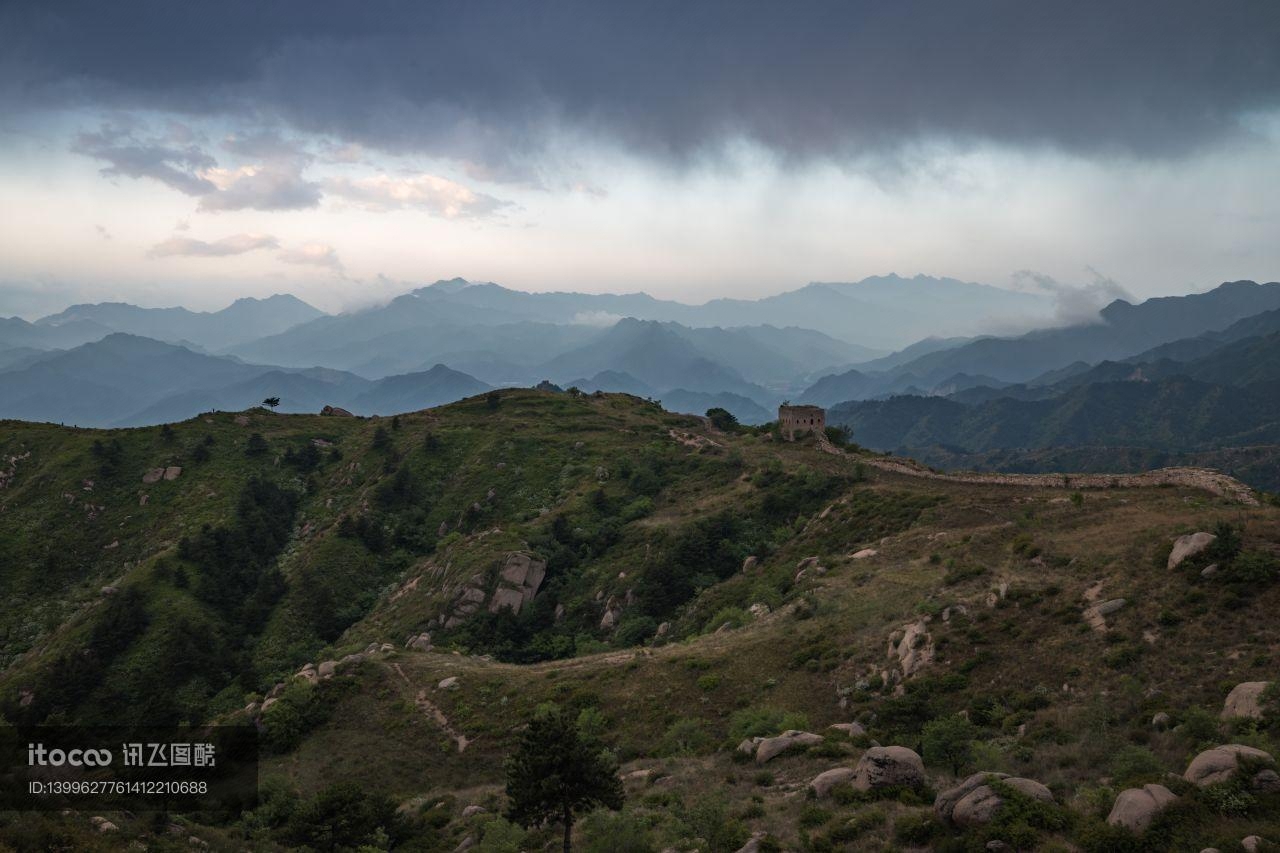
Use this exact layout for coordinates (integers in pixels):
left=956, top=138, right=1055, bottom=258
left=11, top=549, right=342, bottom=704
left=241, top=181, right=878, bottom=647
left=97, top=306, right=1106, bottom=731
left=7, top=1, right=1280, bottom=177
left=71, top=126, right=217, bottom=196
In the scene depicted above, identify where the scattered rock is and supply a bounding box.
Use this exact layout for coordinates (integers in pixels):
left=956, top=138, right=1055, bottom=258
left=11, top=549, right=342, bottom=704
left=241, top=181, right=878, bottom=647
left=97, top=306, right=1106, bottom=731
left=1151, top=712, right=1171, bottom=730
left=317, top=660, right=336, bottom=679
left=1252, top=769, right=1280, bottom=793
left=438, top=676, right=459, bottom=690
left=142, top=468, right=165, bottom=484
left=103, top=540, right=119, bottom=550
left=90, top=816, right=118, bottom=833
left=461, top=805, right=486, bottom=817
left=742, top=556, right=758, bottom=572
left=851, top=548, right=877, bottom=559
left=852, top=746, right=926, bottom=791
left=951, top=777, right=1053, bottom=827
left=1222, top=681, right=1270, bottom=720
left=797, top=556, right=819, bottom=570
left=755, top=730, right=823, bottom=763
left=1107, top=783, right=1177, bottom=833
left=407, top=632, right=433, bottom=652
left=655, top=621, right=670, bottom=638
left=748, top=602, right=770, bottom=618
left=163, top=466, right=182, bottom=480
left=937, top=773, right=1009, bottom=823
left=732, top=832, right=767, bottom=853
left=829, top=722, right=866, bottom=737
left=320, top=405, right=354, bottom=417
left=100, top=585, right=118, bottom=596
left=1201, top=563, right=1219, bottom=578
left=1184, top=744, right=1275, bottom=787
left=1242, top=837, right=1267, bottom=853
left=600, top=596, right=623, bottom=631
left=1168, top=531, right=1216, bottom=569
left=809, top=767, right=857, bottom=797
left=1094, top=598, right=1126, bottom=616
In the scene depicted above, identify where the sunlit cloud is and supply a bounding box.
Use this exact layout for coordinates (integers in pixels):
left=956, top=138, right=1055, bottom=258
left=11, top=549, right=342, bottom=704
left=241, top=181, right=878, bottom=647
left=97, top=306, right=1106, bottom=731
left=148, top=233, right=280, bottom=257
left=324, top=173, right=509, bottom=218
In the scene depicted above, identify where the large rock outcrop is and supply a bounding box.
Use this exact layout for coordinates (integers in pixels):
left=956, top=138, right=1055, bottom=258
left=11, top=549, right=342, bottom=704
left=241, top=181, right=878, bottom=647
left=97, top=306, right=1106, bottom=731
left=851, top=746, right=925, bottom=791
left=487, top=553, right=546, bottom=615
left=1107, top=784, right=1177, bottom=833
left=1222, top=682, right=1271, bottom=720
left=809, top=767, right=857, bottom=798
left=755, top=730, right=823, bottom=764
left=936, top=773, right=1052, bottom=826
left=1184, top=745, right=1275, bottom=787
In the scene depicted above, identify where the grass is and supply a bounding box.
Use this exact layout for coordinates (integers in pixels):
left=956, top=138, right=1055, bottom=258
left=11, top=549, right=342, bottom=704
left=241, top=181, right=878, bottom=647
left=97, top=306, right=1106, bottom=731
left=1, top=388, right=1278, bottom=850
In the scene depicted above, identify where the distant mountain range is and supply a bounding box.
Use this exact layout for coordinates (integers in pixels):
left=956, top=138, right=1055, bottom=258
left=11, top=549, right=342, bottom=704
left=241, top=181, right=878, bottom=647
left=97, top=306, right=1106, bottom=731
left=0, top=335, right=491, bottom=427
left=7, top=276, right=1280, bottom=458
left=822, top=289, right=1280, bottom=489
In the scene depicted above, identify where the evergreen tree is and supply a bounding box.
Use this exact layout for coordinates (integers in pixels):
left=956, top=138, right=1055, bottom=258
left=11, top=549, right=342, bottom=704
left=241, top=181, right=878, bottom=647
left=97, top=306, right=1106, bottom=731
left=505, top=707, right=623, bottom=853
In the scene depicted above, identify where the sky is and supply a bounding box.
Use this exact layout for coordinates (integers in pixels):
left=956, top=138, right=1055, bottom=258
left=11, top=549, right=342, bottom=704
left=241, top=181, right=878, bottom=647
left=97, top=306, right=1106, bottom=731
left=2, top=1, right=1280, bottom=318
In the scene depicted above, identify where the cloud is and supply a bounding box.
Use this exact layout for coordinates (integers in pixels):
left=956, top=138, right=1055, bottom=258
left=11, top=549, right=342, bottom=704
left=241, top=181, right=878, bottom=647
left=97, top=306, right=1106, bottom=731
left=1012, top=269, right=1135, bottom=325
left=277, top=241, right=343, bottom=272
left=325, top=173, right=508, bottom=217
left=149, top=233, right=280, bottom=257
left=17, top=2, right=1280, bottom=177
left=72, top=125, right=217, bottom=196
left=197, top=163, right=321, bottom=211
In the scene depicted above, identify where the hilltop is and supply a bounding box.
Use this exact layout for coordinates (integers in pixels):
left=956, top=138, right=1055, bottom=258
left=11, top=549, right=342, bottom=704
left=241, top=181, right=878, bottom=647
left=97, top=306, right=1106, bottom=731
left=0, top=390, right=1277, bottom=851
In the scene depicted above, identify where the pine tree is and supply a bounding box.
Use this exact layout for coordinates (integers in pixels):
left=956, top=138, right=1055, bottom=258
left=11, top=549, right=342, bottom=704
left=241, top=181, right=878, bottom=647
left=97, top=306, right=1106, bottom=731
left=505, top=707, right=623, bottom=853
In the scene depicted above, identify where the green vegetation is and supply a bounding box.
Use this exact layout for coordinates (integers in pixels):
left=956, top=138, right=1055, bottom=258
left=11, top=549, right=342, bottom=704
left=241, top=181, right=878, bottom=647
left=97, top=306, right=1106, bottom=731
left=0, top=388, right=1277, bottom=851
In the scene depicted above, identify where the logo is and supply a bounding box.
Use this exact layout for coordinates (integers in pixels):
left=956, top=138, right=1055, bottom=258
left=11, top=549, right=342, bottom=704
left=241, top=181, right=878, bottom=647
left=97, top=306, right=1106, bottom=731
left=27, top=743, right=113, bottom=767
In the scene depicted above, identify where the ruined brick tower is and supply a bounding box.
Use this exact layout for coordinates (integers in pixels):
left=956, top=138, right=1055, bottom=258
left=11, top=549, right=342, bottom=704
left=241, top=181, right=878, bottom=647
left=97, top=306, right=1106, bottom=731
left=778, top=404, right=825, bottom=440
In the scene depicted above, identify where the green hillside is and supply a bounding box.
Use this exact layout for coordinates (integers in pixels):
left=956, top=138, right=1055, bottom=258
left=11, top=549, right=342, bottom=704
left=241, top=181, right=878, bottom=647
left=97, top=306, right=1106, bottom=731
left=1, top=390, right=1278, bottom=852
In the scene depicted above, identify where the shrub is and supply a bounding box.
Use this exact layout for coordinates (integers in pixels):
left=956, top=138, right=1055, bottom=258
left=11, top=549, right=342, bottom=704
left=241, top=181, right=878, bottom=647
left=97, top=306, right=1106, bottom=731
left=704, top=606, right=748, bottom=633
left=922, top=713, right=978, bottom=776
left=659, top=718, right=714, bottom=757
left=727, top=707, right=810, bottom=741
left=1109, top=745, right=1165, bottom=787
left=1224, top=549, right=1280, bottom=587
left=893, top=811, right=942, bottom=844
left=580, top=809, right=655, bottom=853
left=697, top=674, right=722, bottom=691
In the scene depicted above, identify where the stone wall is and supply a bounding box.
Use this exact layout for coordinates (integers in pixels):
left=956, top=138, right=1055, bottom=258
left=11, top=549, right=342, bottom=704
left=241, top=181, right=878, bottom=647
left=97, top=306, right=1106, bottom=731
left=814, top=432, right=1257, bottom=505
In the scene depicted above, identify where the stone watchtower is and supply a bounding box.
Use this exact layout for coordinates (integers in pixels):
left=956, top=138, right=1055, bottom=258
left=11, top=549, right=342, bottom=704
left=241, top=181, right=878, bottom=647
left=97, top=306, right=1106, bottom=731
left=778, top=404, right=825, bottom=440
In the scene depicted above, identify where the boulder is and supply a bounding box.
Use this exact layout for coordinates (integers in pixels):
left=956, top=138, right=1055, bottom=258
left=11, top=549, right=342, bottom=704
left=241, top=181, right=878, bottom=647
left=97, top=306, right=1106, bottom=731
left=1106, top=784, right=1177, bottom=833
left=1094, top=598, right=1126, bottom=616
left=755, top=730, right=823, bottom=763
left=1151, top=712, right=1171, bottom=730
left=797, top=556, right=819, bottom=570
left=809, top=767, right=857, bottom=798
left=461, top=805, right=486, bottom=817
left=1252, top=769, right=1280, bottom=793
left=742, top=556, right=758, bottom=572
left=1242, top=838, right=1266, bottom=853
left=748, top=602, right=770, bottom=618
left=488, top=586, right=525, bottom=614
left=438, top=676, right=459, bottom=690
left=407, top=632, right=433, bottom=652
left=733, top=833, right=767, bottom=853
left=90, top=816, right=118, bottom=833
left=1222, top=681, right=1270, bottom=720
left=142, top=468, right=165, bottom=484
left=737, top=737, right=762, bottom=756
left=317, top=660, right=336, bottom=678
left=852, top=745, right=926, bottom=791
left=830, top=722, right=866, bottom=737
left=936, top=773, right=1009, bottom=823
left=851, top=548, right=877, bottom=559
left=1184, top=744, right=1275, bottom=787
left=952, top=778, right=1053, bottom=827
left=1167, top=531, right=1216, bottom=569
left=163, top=466, right=182, bottom=480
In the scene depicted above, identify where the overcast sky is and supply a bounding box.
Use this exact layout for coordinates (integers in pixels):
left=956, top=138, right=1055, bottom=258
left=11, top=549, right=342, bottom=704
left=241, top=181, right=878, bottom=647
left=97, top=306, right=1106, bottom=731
left=2, top=1, right=1280, bottom=317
